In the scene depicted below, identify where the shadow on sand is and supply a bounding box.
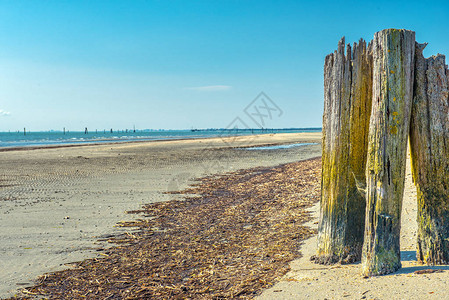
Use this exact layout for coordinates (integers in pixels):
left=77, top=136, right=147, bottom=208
left=395, top=250, right=449, bottom=275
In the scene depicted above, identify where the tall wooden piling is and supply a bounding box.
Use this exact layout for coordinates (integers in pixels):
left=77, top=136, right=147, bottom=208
left=361, top=29, right=415, bottom=276
left=409, top=46, right=449, bottom=264
left=314, top=37, right=373, bottom=264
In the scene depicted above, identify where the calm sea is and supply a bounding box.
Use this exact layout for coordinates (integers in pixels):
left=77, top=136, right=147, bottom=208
left=0, top=128, right=321, bottom=149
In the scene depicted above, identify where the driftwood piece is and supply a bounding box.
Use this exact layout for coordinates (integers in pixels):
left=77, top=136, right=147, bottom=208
left=361, top=29, right=415, bottom=276
left=410, top=45, right=449, bottom=265
left=315, top=37, right=372, bottom=264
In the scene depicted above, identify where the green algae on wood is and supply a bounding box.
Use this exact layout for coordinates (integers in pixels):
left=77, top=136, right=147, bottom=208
left=314, top=37, right=373, bottom=264
left=361, top=29, right=415, bottom=276
left=409, top=45, right=449, bottom=265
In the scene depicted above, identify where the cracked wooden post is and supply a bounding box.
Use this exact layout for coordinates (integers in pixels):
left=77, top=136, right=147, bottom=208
left=314, top=37, right=372, bottom=264
left=361, top=29, right=415, bottom=276
left=409, top=45, right=449, bottom=264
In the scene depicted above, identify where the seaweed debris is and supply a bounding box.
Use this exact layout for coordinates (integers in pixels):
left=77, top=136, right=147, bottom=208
left=17, top=157, right=321, bottom=299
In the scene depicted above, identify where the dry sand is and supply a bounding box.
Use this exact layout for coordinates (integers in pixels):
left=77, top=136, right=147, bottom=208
left=0, top=132, right=320, bottom=298
left=258, top=151, right=449, bottom=300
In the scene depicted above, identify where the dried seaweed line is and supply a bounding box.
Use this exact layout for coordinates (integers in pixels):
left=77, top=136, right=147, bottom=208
left=13, top=158, right=321, bottom=300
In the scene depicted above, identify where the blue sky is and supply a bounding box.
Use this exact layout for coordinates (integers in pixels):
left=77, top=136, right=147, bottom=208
left=0, top=0, right=448, bottom=131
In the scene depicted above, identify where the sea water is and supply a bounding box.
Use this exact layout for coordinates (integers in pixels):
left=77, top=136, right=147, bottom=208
left=241, top=142, right=318, bottom=150
left=0, top=129, right=321, bottom=149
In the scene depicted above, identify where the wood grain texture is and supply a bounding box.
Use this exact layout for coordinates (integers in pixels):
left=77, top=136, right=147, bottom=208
left=315, top=37, right=372, bottom=264
left=361, top=29, right=415, bottom=276
left=409, top=44, right=449, bottom=265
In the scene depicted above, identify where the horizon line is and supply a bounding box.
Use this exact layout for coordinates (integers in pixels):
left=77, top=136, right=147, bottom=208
left=0, top=127, right=323, bottom=133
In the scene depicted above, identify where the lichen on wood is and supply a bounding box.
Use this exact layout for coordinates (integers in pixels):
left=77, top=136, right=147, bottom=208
left=409, top=45, right=449, bottom=265
left=361, top=29, right=415, bottom=276
left=314, top=37, right=372, bottom=264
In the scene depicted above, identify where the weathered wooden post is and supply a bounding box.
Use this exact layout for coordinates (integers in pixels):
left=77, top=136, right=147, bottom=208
left=361, top=29, right=415, bottom=276
left=314, top=37, right=373, bottom=264
left=409, top=46, right=449, bottom=264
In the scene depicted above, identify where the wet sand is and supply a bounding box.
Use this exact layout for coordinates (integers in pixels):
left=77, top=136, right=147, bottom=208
left=0, top=132, right=320, bottom=298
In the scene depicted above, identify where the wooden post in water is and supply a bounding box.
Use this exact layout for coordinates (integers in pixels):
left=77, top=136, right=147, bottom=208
left=361, top=29, right=415, bottom=276
left=409, top=46, right=449, bottom=264
left=314, top=37, right=373, bottom=264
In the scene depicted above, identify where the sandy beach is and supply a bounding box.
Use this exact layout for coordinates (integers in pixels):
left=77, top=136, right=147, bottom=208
left=2, top=2, right=448, bottom=299
left=0, top=132, right=320, bottom=298
left=3, top=132, right=446, bottom=299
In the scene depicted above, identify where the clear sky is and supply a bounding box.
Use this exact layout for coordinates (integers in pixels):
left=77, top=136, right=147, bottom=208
left=0, top=0, right=448, bottom=131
